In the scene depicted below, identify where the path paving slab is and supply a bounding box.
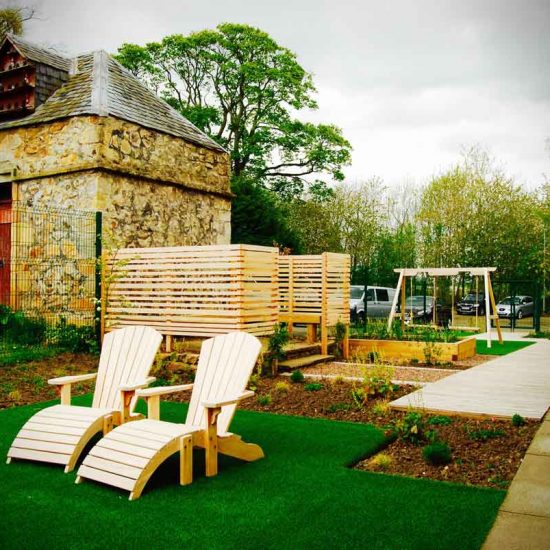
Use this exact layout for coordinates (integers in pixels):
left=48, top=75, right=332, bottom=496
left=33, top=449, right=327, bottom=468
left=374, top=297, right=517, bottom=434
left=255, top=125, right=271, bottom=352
left=500, top=454, right=550, bottom=517
left=483, top=511, right=550, bottom=550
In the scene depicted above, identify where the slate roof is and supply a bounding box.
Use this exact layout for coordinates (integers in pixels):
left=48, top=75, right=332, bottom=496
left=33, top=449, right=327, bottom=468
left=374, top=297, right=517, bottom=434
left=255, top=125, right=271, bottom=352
left=2, top=34, right=72, bottom=72
left=0, top=36, right=225, bottom=153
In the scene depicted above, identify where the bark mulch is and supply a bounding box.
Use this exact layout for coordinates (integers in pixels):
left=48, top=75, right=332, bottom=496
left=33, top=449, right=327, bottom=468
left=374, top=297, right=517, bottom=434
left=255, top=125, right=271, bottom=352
left=0, top=353, right=98, bottom=409
left=237, top=377, right=538, bottom=489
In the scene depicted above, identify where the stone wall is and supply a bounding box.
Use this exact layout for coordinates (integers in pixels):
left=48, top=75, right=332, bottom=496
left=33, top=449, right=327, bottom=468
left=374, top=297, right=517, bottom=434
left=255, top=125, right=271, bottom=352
left=98, top=172, right=231, bottom=248
left=0, top=115, right=231, bottom=196
left=99, top=117, right=230, bottom=195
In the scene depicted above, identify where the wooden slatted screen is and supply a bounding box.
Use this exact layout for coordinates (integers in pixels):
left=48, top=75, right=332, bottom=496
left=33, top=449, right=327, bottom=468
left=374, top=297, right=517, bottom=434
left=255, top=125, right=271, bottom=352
left=278, top=252, right=351, bottom=349
left=104, top=244, right=278, bottom=338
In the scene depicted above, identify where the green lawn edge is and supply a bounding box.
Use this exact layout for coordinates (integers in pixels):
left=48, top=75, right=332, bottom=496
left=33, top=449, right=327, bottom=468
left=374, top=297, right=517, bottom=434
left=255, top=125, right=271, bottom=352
left=0, top=396, right=504, bottom=550
left=476, top=339, right=534, bottom=355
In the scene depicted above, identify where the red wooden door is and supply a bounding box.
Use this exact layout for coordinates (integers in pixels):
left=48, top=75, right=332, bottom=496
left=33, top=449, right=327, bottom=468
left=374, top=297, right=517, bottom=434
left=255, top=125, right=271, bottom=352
left=0, top=200, right=11, bottom=306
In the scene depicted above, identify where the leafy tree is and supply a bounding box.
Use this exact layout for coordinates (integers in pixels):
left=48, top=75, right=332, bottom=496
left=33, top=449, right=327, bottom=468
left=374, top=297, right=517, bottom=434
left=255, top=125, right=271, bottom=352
left=0, top=6, right=34, bottom=39
left=288, top=178, right=390, bottom=272
left=115, top=24, right=351, bottom=198
left=416, top=148, right=543, bottom=280
left=230, top=176, right=300, bottom=251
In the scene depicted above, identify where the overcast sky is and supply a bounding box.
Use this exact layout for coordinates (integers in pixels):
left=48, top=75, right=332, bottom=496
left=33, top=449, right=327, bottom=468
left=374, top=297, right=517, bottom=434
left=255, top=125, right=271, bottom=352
left=14, top=0, right=550, bottom=189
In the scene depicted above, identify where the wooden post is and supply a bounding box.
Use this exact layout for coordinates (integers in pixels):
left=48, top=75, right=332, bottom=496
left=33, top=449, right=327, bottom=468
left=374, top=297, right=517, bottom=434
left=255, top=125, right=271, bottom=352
left=342, top=323, right=349, bottom=360
left=205, top=407, right=220, bottom=477
left=400, top=275, right=406, bottom=330
left=180, top=435, right=193, bottom=486
left=59, top=384, right=71, bottom=406
left=487, top=273, right=503, bottom=344
left=287, top=257, right=294, bottom=336
left=165, top=334, right=173, bottom=353
left=321, top=253, right=328, bottom=355
left=433, top=276, right=437, bottom=326
left=387, top=270, right=404, bottom=331
left=484, top=269, right=492, bottom=348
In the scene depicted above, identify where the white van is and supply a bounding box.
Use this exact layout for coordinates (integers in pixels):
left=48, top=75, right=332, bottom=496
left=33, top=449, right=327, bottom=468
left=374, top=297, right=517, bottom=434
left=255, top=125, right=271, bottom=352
left=350, top=285, right=396, bottom=321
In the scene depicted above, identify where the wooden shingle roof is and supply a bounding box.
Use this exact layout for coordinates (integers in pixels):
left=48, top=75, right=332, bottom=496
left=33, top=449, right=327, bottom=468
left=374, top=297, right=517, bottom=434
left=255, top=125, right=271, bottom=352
left=0, top=38, right=225, bottom=153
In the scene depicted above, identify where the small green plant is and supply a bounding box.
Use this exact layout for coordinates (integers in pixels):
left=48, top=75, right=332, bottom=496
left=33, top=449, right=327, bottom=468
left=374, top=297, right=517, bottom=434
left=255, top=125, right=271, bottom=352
left=332, top=375, right=345, bottom=385
left=512, top=413, right=526, bottom=427
left=427, top=415, right=453, bottom=426
left=7, top=389, right=22, bottom=401
left=422, top=442, right=452, bottom=465
left=466, top=428, right=506, bottom=441
left=423, top=339, right=442, bottom=366
left=274, top=381, right=290, bottom=393
left=248, top=373, right=260, bottom=391
left=410, top=357, right=419, bottom=365
left=361, top=364, right=397, bottom=401
left=290, top=369, right=304, bottom=383
left=304, top=382, right=323, bottom=392
left=256, top=393, right=272, bottom=406
left=393, top=409, right=427, bottom=445
left=326, top=402, right=351, bottom=413
left=369, top=453, right=392, bottom=472
left=264, top=323, right=290, bottom=374
left=31, top=376, right=45, bottom=394
left=372, top=401, right=390, bottom=416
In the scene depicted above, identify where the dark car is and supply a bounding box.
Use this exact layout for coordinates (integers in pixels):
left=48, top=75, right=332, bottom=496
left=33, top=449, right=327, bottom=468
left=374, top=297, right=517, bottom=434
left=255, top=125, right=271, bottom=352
left=456, top=293, right=486, bottom=316
left=396, top=295, right=452, bottom=326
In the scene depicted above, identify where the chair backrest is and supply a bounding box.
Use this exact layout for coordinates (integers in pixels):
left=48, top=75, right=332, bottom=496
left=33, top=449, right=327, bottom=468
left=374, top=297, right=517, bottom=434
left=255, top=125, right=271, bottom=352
left=92, top=326, right=163, bottom=410
left=186, top=332, right=262, bottom=434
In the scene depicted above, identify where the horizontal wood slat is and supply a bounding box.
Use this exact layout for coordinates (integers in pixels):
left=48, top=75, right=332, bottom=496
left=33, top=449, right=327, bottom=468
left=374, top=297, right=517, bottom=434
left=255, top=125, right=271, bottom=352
left=104, top=244, right=279, bottom=338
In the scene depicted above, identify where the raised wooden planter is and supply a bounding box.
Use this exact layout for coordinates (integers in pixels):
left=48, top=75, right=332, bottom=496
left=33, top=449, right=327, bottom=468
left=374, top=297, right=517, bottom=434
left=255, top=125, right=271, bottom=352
left=348, top=336, right=476, bottom=362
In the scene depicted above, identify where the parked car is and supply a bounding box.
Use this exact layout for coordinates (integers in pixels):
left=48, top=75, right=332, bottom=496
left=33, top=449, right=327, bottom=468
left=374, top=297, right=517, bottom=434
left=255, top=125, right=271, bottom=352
left=497, top=296, right=534, bottom=319
left=396, top=295, right=452, bottom=326
left=456, top=292, right=487, bottom=316
left=350, top=285, right=396, bottom=321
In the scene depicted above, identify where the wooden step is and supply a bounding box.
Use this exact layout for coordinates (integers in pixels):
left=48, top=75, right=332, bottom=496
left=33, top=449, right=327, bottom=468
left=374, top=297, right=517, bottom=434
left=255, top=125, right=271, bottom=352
left=278, top=354, right=334, bottom=370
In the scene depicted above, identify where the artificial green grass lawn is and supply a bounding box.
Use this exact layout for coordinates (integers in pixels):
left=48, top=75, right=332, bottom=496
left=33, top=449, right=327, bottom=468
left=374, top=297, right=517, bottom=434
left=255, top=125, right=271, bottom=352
left=476, top=339, right=534, bottom=355
left=0, top=397, right=504, bottom=550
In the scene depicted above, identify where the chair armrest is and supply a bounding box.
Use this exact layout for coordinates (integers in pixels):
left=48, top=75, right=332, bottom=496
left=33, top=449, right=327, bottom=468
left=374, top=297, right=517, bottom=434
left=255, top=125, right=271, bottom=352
left=48, top=373, right=97, bottom=385
left=119, top=377, right=156, bottom=391
left=136, top=384, right=194, bottom=398
left=202, top=390, right=255, bottom=409
left=136, top=384, right=194, bottom=421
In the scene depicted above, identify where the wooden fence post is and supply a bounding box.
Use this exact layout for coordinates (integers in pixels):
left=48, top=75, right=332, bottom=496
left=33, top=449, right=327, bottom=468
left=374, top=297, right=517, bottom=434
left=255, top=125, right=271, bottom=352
left=321, top=252, right=328, bottom=355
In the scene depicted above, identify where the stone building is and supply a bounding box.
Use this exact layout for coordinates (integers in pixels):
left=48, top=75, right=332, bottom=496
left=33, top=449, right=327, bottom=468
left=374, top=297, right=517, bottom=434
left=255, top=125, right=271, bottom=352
left=0, top=34, right=231, bottom=320
left=0, top=34, right=231, bottom=248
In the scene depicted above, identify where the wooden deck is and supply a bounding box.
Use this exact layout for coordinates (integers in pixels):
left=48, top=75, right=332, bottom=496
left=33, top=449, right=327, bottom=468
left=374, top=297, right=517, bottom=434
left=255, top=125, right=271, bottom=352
left=390, top=339, right=550, bottom=420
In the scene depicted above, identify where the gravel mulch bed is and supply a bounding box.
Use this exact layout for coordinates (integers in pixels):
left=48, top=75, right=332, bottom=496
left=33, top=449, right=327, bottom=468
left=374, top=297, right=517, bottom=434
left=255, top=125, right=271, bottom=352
left=303, top=362, right=455, bottom=384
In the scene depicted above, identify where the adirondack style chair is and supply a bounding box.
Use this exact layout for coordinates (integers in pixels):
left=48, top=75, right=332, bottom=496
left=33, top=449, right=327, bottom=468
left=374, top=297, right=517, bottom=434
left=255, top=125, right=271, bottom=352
left=76, top=331, right=264, bottom=500
left=6, top=326, right=163, bottom=473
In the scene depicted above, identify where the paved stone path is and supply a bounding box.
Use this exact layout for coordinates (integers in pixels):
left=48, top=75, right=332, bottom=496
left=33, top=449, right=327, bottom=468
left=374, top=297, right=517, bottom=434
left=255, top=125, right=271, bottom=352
left=389, top=335, right=550, bottom=420
left=483, top=411, right=550, bottom=549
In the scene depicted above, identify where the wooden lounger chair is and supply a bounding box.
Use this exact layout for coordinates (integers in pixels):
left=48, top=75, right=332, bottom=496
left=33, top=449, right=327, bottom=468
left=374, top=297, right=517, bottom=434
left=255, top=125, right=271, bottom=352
left=76, top=331, right=264, bottom=500
left=6, top=326, right=162, bottom=473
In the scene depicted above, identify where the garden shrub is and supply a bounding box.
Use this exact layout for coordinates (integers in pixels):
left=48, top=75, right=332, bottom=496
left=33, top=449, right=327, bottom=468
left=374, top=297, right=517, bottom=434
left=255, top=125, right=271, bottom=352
left=333, top=321, right=347, bottom=359
left=369, top=453, right=392, bottom=472
left=304, top=382, right=323, bottom=392
left=0, top=306, right=47, bottom=346
left=393, top=410, right=428, bottom=445
left=290, top=369, right=304, bottom=383
left=274, top=381, right=290, bottom=393
left=512, top=413, right=525, bottom=427
left=263, top=323, right=289, bottom=374
left=326, top=402, right=351, bottom=413
left=427, top=415, right=453, bottom=426
left=422, top=442, right=452, bottom=465
left=256, top=393, right=272, bottom=406
left=466, top=428, right=506, bottom=441
left=45, top=319, right=99, bottom=354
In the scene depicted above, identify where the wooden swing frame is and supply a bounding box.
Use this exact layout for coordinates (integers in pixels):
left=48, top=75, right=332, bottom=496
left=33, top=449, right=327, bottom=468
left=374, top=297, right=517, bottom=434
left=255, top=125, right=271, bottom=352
left=388, top=267, right=503, bottom=347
